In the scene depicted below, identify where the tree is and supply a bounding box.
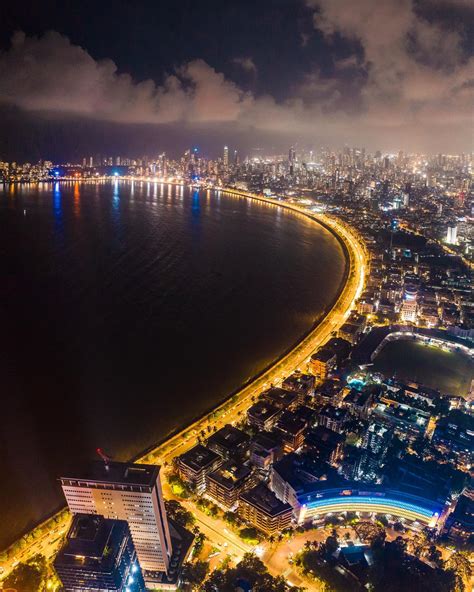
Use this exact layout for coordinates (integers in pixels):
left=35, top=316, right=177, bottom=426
left=167, top=472, right=193, bottom=498
left=407, top=531, right=429, bottom=558
left=427, top=545, right=443, bottom=568
left=368, top=539, right=456, bottom=592
left=324, top=535, right=339, bottom=557
left=239, top=527, right=261, bottom=545
left=192, top=532, right=207, bottom=559
left=353, top=521, right=386, bottom=545
left=223, top=510, right=239, bottom=527
left=180, top=560, right=209, bottom=590
left=164, top=499, right=195, bottom=528
left=3, top=554, right=49, bottom=592
left=445, top=551, right=472, bottom=590
left=393, top=521, right=405, bottom=533
left=202, top=553, right=302, bottom=592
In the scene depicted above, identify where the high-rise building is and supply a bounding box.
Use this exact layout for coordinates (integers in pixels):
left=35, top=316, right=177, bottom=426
left=223, top=145, right=229, bottom=168
left=54, top=513, right=145, bottom=592
left=446, top=225, right=458, bottom=245
left=355, top=423, right=393, bottom=482
left=288, top=146, right=296, bottom=176
left=60, top=462, right=173, bottom=582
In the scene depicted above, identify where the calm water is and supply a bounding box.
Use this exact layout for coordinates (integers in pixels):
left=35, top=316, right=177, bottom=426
left=0, top=181, right=345, bottom=548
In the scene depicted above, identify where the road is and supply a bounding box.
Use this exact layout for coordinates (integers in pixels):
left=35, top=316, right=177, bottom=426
left=0, top=187, right=367, bottom=583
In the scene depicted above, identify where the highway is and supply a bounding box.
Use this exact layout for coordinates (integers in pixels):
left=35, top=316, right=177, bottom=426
left=0, top=186, right=367, bottom=584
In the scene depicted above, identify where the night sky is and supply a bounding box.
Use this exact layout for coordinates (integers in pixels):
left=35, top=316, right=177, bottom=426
left=0, top=0, right=473, bottom=160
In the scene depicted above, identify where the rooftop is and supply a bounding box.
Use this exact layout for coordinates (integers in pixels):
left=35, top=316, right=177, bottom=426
left=207, top=424, right=250, bottom=452
left=311, top=347, right=336, bottom=363
left=61, top=461, right=160, bottom=488
left=179, top=444, right=221, bottom=472
left=247, top=401, right=281, bottom=422
left=240, top=483, right=292, bottom=517
left=273, top=453, right=334, bottom=492
left=208, top=462, right=252, bottom=489
left=261, top=387, right=298, bottom=408
left=55, top=514, right=128, bottom=570
left=276, top=411, right=307, bottom=436
left=282, top=372, right=315, bottom=392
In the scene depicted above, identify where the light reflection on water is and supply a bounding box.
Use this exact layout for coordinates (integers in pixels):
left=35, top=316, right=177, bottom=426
left=0, top=181, right=345, bottom=549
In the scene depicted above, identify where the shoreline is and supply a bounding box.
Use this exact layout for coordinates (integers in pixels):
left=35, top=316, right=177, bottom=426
left=0, top=184, right=367, bottom=566
left=133, top=187, right=352, bottom=465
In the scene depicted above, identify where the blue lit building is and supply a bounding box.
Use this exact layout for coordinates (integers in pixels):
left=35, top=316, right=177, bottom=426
left=54, top=514, right=145, bottom=592
left=297, top=484, right=444, bottom=526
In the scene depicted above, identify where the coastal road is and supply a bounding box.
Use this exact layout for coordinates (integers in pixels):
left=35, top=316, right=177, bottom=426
left=141, top=196, right=367, bottom=467
left=0, top=189, right=367, bottom=583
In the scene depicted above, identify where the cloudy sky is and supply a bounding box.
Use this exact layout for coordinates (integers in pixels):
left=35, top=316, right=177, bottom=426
left=0, top=0, right=472, bottom=160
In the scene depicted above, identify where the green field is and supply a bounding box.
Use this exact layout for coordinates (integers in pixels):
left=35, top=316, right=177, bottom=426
left=373, top=339, right=474, bottom=397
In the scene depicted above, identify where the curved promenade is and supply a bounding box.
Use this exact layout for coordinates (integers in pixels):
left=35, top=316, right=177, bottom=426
left=0, top=184, right=367, bottom=578
left=138, top=187, right=367, bottom=466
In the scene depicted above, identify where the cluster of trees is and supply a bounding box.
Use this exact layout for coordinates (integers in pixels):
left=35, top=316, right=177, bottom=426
left=164, top=499, right=195, bottom=529
left=295, top=527, right=472, bottom=592
left=0, top=510, right=68, bottom=565
left=191, top=530, right=207, bottom=560
left=238, top=527, right=261, bottom=546
left=167, top=472, right=193, bottom=498
left=2, top=554, right=58, bottom=592
left=180, top=560, right=210, bottom=591
left=196, top=497, right=220, bottom=518
left=201, top=553, right=304, bottom=592
left=369, top=537, right=468, bottom=592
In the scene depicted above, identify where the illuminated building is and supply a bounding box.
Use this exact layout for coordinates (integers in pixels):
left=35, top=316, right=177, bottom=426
left=207, top=462, right=255, bottom=509
left=54, top=514, right=145, bottom=592
left=274, top=411, right=307, bottom=452
left=289, top=146, right=296, bottom=176
left=60, top=462, right=173, bottom=582
left=298, top=485, right=444, bottom=526
left=446, top=224, right=458, bottom=245
left=247, top=400, right=281, bottom=431
left=249, top=433, right=283, bottom=472
left=445, top=487, right=474, bottom=543
left=282, top=371, right=315, bottom=404
left=261, top=387, right=298, bottom=410
left=271, top=453, right=336, bottom=513
left=354, top=423, right=393, bottom=482
left=338, top=322, right=363, bottom=345
left=223, top=145, right=229, bottom=169
left=177, top=444, right=222, bottom=493
left=206, top=424, right=250, bottom=460
left=239, top=483, right=292, bottom=536
left=317, top=405, right=349, bottom=434
left=400, top=282, right=418, bottom=322
left=310, top=348, right=337, bottom=382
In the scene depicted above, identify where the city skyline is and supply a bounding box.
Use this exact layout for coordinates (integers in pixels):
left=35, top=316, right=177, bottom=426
left=0, top=1, right=472, bottom=591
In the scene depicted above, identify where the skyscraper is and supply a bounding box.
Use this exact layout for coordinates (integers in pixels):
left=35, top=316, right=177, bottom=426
left=446, top=224, right=458, bottom=245
left=60, top=461, right=173, bottom=583
left=54, top=513, right=145, bottom=592
left=223, top=145, right=229, bottom=168
left=355, top=423, right=393, bottom=482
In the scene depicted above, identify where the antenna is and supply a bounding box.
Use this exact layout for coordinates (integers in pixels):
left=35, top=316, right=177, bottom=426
left=96, top=448, right=112, bottom=469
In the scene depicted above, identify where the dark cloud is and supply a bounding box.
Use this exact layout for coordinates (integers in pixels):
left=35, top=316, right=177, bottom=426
left=306, top=0, right=474, bottom=129
left=232, top=57, right=258, bottom=76
left=0, top=0, right=472, bottom=156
